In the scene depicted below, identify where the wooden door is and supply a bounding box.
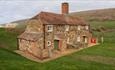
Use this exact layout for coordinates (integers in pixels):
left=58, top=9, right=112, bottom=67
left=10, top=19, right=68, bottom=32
left=54, top=40, right=59, bottom=50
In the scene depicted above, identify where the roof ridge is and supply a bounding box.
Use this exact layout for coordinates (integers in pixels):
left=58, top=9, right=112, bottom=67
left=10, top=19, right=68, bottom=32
left=31, top=11, right=87, bottom=25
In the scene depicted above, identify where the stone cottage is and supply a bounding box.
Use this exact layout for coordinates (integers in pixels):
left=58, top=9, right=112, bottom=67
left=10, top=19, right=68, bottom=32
left=18, top=3, right=92, bottom=60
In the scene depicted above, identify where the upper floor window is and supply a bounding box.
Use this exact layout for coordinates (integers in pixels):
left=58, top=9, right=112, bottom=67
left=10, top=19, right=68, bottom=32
left=85, top=26, right=89, bottom=30
left=65, top=25, right=69, bottom=31
left=78, top=26, right=80, bottom=30
left=47, top=25, right=53, bottom=32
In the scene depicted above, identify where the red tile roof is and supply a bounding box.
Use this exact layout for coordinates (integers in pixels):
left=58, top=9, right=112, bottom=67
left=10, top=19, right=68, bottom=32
left=32, top=12, right=87, bottom=25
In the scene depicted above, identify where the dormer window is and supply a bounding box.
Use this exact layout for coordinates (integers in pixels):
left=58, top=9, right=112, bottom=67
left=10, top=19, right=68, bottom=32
left=65, top=25, right=69, bottom=31
left=85, top=26, right=89, bottom=30
left=47, top=25, right=53, bottom=32
left=78, top=26, right=80, bottom=30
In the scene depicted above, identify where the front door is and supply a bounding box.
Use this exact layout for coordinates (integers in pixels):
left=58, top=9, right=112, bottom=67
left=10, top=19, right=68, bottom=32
left=54, top=40, right=59, bottom=50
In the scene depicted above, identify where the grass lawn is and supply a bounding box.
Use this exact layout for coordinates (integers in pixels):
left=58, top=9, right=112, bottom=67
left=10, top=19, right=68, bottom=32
left=0, top=27, right=115, bottom=70
left=89, top=20, right=115, bottom=29
left=0, top=28, right=18, bottom=51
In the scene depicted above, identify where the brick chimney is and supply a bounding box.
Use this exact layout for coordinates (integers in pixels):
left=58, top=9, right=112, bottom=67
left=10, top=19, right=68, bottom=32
left=62, top=2, right=69, bottom=14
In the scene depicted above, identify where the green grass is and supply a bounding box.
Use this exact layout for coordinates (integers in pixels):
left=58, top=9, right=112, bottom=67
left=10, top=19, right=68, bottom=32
left=0, top=28, right=18, bottom=50
left=89, top=20, right=115, bottom=29
left=0, top=23, right=115, bottom=70
left=92, top=31, right=115, bottom=43
left=0, top=44, right=115, bottom=70
left=0, top=43, right=115, bottom=70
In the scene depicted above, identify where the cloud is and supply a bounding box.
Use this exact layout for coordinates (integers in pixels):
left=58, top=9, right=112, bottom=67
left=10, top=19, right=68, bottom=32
left=0, top=0, right=115, bottom=24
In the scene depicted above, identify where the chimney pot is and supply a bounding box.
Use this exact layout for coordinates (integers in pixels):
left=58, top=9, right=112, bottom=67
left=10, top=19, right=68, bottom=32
left=62, top=2, right=69, bottom=14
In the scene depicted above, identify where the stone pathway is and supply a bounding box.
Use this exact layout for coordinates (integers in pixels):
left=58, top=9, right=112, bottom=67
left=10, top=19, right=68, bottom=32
left=15, top=43, right=99, bottom=63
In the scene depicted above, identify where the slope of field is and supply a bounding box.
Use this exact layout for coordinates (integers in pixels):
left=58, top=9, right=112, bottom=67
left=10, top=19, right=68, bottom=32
left=71, top=8, right=115, bottom=21
left=89, top=21, right=115, bottom=29
left=0, top=28, right=19, bottom=50
left=0, top=8, right=115, bottom=70
left=11, top=19, right=28, bottom=29
left=4, top=8, right=115, bottom=31
left=0, top=28, right=115, bottom=70
left=71, top=8, right=115, bottom=35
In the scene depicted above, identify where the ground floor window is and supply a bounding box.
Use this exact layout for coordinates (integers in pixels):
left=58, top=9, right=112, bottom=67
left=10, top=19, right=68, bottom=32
left=83, top=36, right=88, bottom=43
left=77, top=36, right=81, bottom=42
left=47, top=41, right=51, bottom=47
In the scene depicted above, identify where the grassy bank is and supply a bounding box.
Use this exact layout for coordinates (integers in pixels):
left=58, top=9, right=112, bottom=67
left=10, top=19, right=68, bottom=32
left=0, top=28, right=19, bottom=50
left=0, top=22, right=115, bottom=70
left=0, top=43, right=115, bottom=70
left=89, top=20, right=115, bottom=30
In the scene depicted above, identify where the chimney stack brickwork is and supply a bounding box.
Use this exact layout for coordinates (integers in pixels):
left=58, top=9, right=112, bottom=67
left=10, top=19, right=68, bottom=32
left=62, top=2, right=69, bottom=14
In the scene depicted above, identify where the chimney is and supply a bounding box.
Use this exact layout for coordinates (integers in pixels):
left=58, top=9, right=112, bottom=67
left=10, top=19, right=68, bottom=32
left=62, top=2, right=69, bottom=14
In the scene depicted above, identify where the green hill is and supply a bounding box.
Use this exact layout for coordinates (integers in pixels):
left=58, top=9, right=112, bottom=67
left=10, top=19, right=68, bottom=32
left=0, top=8, right=115, bottom=70
left=71, top=8, right=115, bottom=21
left=10, top=8, right=115, bottom=31
left=0, top=28, right=115, bottom=70
left=70, top=8, right=115, bottom=33
left=11, top=19, right=28, bottom=30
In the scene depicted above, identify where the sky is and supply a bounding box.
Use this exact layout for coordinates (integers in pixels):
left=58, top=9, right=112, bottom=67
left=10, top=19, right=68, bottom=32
left=0, top=0, right=115, bottom=24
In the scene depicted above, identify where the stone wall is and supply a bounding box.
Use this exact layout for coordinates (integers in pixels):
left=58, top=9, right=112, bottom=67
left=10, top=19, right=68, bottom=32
left=18, top=36, right=44, bottom=58
left=43, top=24, right=68, bottom=56
left=67, top=25, right=92, bottom=48
left=25, top=19, right=43, bottom=33
left=43, top=24, right=92, bottom=52
left=19, top=19, right=92, bottom=58
left=44, top=25, right=54, bottom=49
left=42, top=49, right=49, bottom=58
left=54, top=25, right=67, bottom=51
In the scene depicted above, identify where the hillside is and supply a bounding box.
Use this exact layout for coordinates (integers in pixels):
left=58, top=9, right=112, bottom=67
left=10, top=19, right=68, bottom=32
left=10, top=8, right=115, bottom=31
left=4, top=19, right=29, bottom=34
left=11, top=19, right=29, bottom=29
left=0, top=28, right=115, bottom=70
left=70, top=8, right=115, bottom=32
left=71, top=8, right=115, bottom=21
left=0, top=8, right=115, bottom=70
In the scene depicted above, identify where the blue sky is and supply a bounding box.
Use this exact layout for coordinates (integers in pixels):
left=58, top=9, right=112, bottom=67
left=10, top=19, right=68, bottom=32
left=0, top=0, right=115, bottom=24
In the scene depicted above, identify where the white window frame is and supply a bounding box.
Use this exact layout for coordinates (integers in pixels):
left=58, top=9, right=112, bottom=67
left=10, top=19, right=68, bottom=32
left=65, top=25, right=69, bottom=31
left=85, top=26, right=89, bottom=30
left=47, top=41, right=51, bottom=47
left=47, top=25, right=53, bottom=32
left=77, top=36, right=81, bottom=42
left=85, top=38, right=88, bottom=43
left=67, top=38, right=69, bottom=43
left=78, top=26, right=80, bottom=30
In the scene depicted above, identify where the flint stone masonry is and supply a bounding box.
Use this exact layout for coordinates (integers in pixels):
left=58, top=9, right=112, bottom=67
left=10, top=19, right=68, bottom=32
left=17, top=11, right=92, bottom=60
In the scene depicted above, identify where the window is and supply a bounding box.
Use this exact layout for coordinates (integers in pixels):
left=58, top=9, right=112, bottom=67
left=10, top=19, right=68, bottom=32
left=85, top=38, right=88, bottom=43
left=77, top=36, right=81, bottom=42
left=78, top=26, right=80, bottom=30
left=47, top=41, right=51, bottom=47
left=65, top=25, right=69, bottom=31
left=85, top=26, right=89, bottom=30
left=83, top=36, right=87, bottom=43
left=47, top=25, right=53, bottom=32
left=67, top=38, right=69, bottom=43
